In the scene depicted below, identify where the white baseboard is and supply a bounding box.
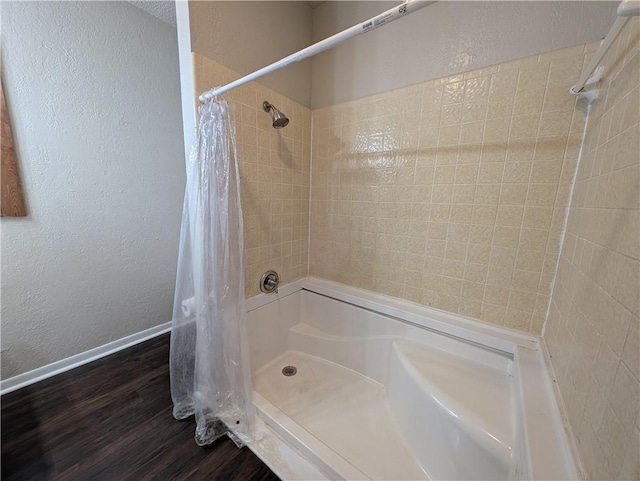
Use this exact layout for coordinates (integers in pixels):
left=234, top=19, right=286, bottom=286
left=0, top=322, right=172, bottom=396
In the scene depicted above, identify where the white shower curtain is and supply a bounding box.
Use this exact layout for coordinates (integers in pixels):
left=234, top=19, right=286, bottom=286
left=169, top=98, right=254, bottom=446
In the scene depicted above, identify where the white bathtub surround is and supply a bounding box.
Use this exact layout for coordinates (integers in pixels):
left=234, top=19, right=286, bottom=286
left=246, top=414, right=329, bottom=481
left=0, top=274, right=581, bottom=479
left=246, top=278, right=579, bottom=480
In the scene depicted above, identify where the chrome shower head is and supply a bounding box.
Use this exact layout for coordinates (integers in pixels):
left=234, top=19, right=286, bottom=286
left=263, top=101, right=289, bottom=129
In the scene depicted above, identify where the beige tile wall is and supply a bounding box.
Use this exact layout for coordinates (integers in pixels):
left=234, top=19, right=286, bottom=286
left=544, top=18, right=639, bottom=480
left=193, top=54, right=311, bottom=297
left=194, top=31, right=638, bottom=477
left=310, top=43, right=598, bottom=334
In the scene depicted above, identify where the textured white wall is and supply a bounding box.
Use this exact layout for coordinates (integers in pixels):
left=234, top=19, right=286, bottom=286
left=311, top=1, right=618, bottom=108
left=0, top=1, right=185, bottom=379
left=189, top=1, right=313, bottom=107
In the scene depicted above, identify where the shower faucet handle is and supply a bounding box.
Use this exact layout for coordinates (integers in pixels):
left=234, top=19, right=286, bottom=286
left=260, top=270, right=279, bottom=294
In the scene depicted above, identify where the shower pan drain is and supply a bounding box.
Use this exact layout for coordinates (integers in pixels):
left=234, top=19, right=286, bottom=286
left=281, top=365, right=297, bottom=376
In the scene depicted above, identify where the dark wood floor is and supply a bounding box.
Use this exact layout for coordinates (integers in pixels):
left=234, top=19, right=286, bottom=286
left=1, top=334, right=280, bottom=481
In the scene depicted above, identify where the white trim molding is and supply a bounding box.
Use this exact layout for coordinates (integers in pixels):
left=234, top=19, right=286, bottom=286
left=0, top=322, right=171, bottom=395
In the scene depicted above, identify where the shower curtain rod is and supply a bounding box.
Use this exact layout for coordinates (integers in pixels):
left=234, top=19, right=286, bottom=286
left=198, top=0, right=436, bottom=103
left=570, top=0, right=640, bottom=96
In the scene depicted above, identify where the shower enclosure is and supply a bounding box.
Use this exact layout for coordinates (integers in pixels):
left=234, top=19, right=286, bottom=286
left=174, top=1, right=640, bottom=478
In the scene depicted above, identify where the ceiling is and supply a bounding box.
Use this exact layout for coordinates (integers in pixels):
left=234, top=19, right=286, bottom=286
left=130, top=1, right=326, bottom=28
left=129, top=1, right=177, bottom=26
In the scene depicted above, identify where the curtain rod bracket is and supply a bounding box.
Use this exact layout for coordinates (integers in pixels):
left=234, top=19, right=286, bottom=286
left=569, top=66, right=603, bottom=103
left=569, top=6, right=639, bottom=100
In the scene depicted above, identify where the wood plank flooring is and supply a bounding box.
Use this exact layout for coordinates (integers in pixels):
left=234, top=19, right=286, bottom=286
left=1, top=334, right=280, bottom=481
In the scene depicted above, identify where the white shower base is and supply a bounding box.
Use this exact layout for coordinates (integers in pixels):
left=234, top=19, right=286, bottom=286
left=246, top=278, right=578, bottom=480
left=254, top=350, right=427, bottom=480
